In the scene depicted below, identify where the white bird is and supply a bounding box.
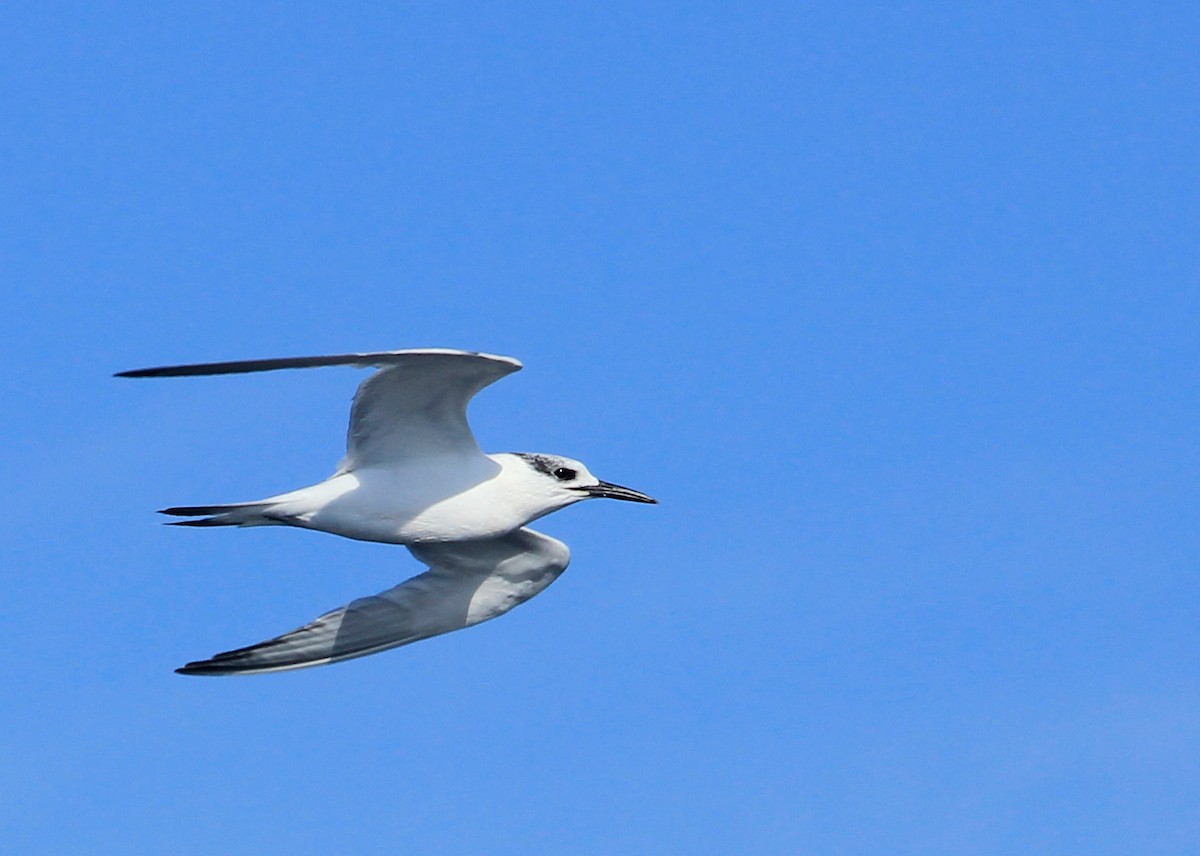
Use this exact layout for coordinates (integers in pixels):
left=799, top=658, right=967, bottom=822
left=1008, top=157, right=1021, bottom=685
left=118, top=348, right=655, bottom=676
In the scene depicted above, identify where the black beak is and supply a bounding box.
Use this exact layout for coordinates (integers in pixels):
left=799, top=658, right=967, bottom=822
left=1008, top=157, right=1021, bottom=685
left=579, top=480, right=657, bottom=504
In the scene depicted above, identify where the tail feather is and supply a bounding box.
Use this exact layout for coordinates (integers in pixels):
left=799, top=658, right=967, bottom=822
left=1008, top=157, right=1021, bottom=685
left=158, top=502, right=276, bottom=528
left=160, top=504, right=257, bottom=517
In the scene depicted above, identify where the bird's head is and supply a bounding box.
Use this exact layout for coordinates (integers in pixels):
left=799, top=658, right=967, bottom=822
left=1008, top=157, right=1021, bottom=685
left=510, top=453, right=657, bottom=515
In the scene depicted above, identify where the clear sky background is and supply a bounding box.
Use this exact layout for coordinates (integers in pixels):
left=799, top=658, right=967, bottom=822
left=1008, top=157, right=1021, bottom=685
left=3, top=3, right=1198, bottom=853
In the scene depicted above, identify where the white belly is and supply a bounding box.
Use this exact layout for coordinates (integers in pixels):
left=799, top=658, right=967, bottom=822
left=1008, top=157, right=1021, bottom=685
left=258, top=456, right=528, bottom=544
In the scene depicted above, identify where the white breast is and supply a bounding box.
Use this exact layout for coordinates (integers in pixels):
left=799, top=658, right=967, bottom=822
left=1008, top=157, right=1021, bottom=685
left=259, top=454, right=549, bottom=544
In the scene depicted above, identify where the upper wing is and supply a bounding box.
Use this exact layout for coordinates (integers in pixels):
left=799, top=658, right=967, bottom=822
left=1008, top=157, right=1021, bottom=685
left=175, top=528, right=571, bottom=676
left=116, top=348, right=522, bottom=468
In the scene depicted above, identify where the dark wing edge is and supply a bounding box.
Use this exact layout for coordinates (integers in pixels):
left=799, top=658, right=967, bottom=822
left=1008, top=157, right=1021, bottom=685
left=175, top=599, right=428, bottom=676
left=116, top=348, right=522, bottom=379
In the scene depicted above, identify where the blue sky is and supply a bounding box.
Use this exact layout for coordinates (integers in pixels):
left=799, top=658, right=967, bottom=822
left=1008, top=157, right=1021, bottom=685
left=3, top=3, right=1198, bottom=853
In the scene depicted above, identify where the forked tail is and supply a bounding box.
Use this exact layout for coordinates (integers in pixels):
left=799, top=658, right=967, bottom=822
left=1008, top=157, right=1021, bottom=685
left=159, top=502, right=276, bottom=527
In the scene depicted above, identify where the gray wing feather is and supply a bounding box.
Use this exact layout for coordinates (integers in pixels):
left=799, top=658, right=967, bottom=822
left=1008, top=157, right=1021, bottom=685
left=115, top=348, right=522, bottom=469
left=115, top=348, right=521, bottom=379
left=338, top=352, right=519, bottom=469
left=176, top=528, right=570, bottom=676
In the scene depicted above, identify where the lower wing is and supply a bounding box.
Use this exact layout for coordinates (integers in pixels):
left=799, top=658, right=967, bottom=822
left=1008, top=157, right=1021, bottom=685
left=176, top=528, right=570, bottom=676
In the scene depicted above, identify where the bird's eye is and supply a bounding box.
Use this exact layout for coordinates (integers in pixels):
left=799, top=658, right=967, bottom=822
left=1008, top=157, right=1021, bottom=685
left=553, top=467, right=577, bottom=481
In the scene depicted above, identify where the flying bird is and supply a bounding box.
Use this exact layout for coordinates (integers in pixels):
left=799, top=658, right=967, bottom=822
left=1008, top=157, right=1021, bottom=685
left=117, top=349, right=655, bottom=676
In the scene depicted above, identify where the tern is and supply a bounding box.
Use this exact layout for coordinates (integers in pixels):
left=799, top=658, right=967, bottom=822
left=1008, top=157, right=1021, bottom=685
left=118, top=349, right=655, bottom=676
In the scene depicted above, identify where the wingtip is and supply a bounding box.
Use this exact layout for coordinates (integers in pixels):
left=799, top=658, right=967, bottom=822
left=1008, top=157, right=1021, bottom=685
left=114, top=366, right=181, bottom=378
left=176, top=659, right=231, bottom=676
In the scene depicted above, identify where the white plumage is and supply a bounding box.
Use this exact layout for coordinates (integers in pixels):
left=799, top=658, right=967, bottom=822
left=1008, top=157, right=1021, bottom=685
left=118, top=349, right=654, bottom=675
